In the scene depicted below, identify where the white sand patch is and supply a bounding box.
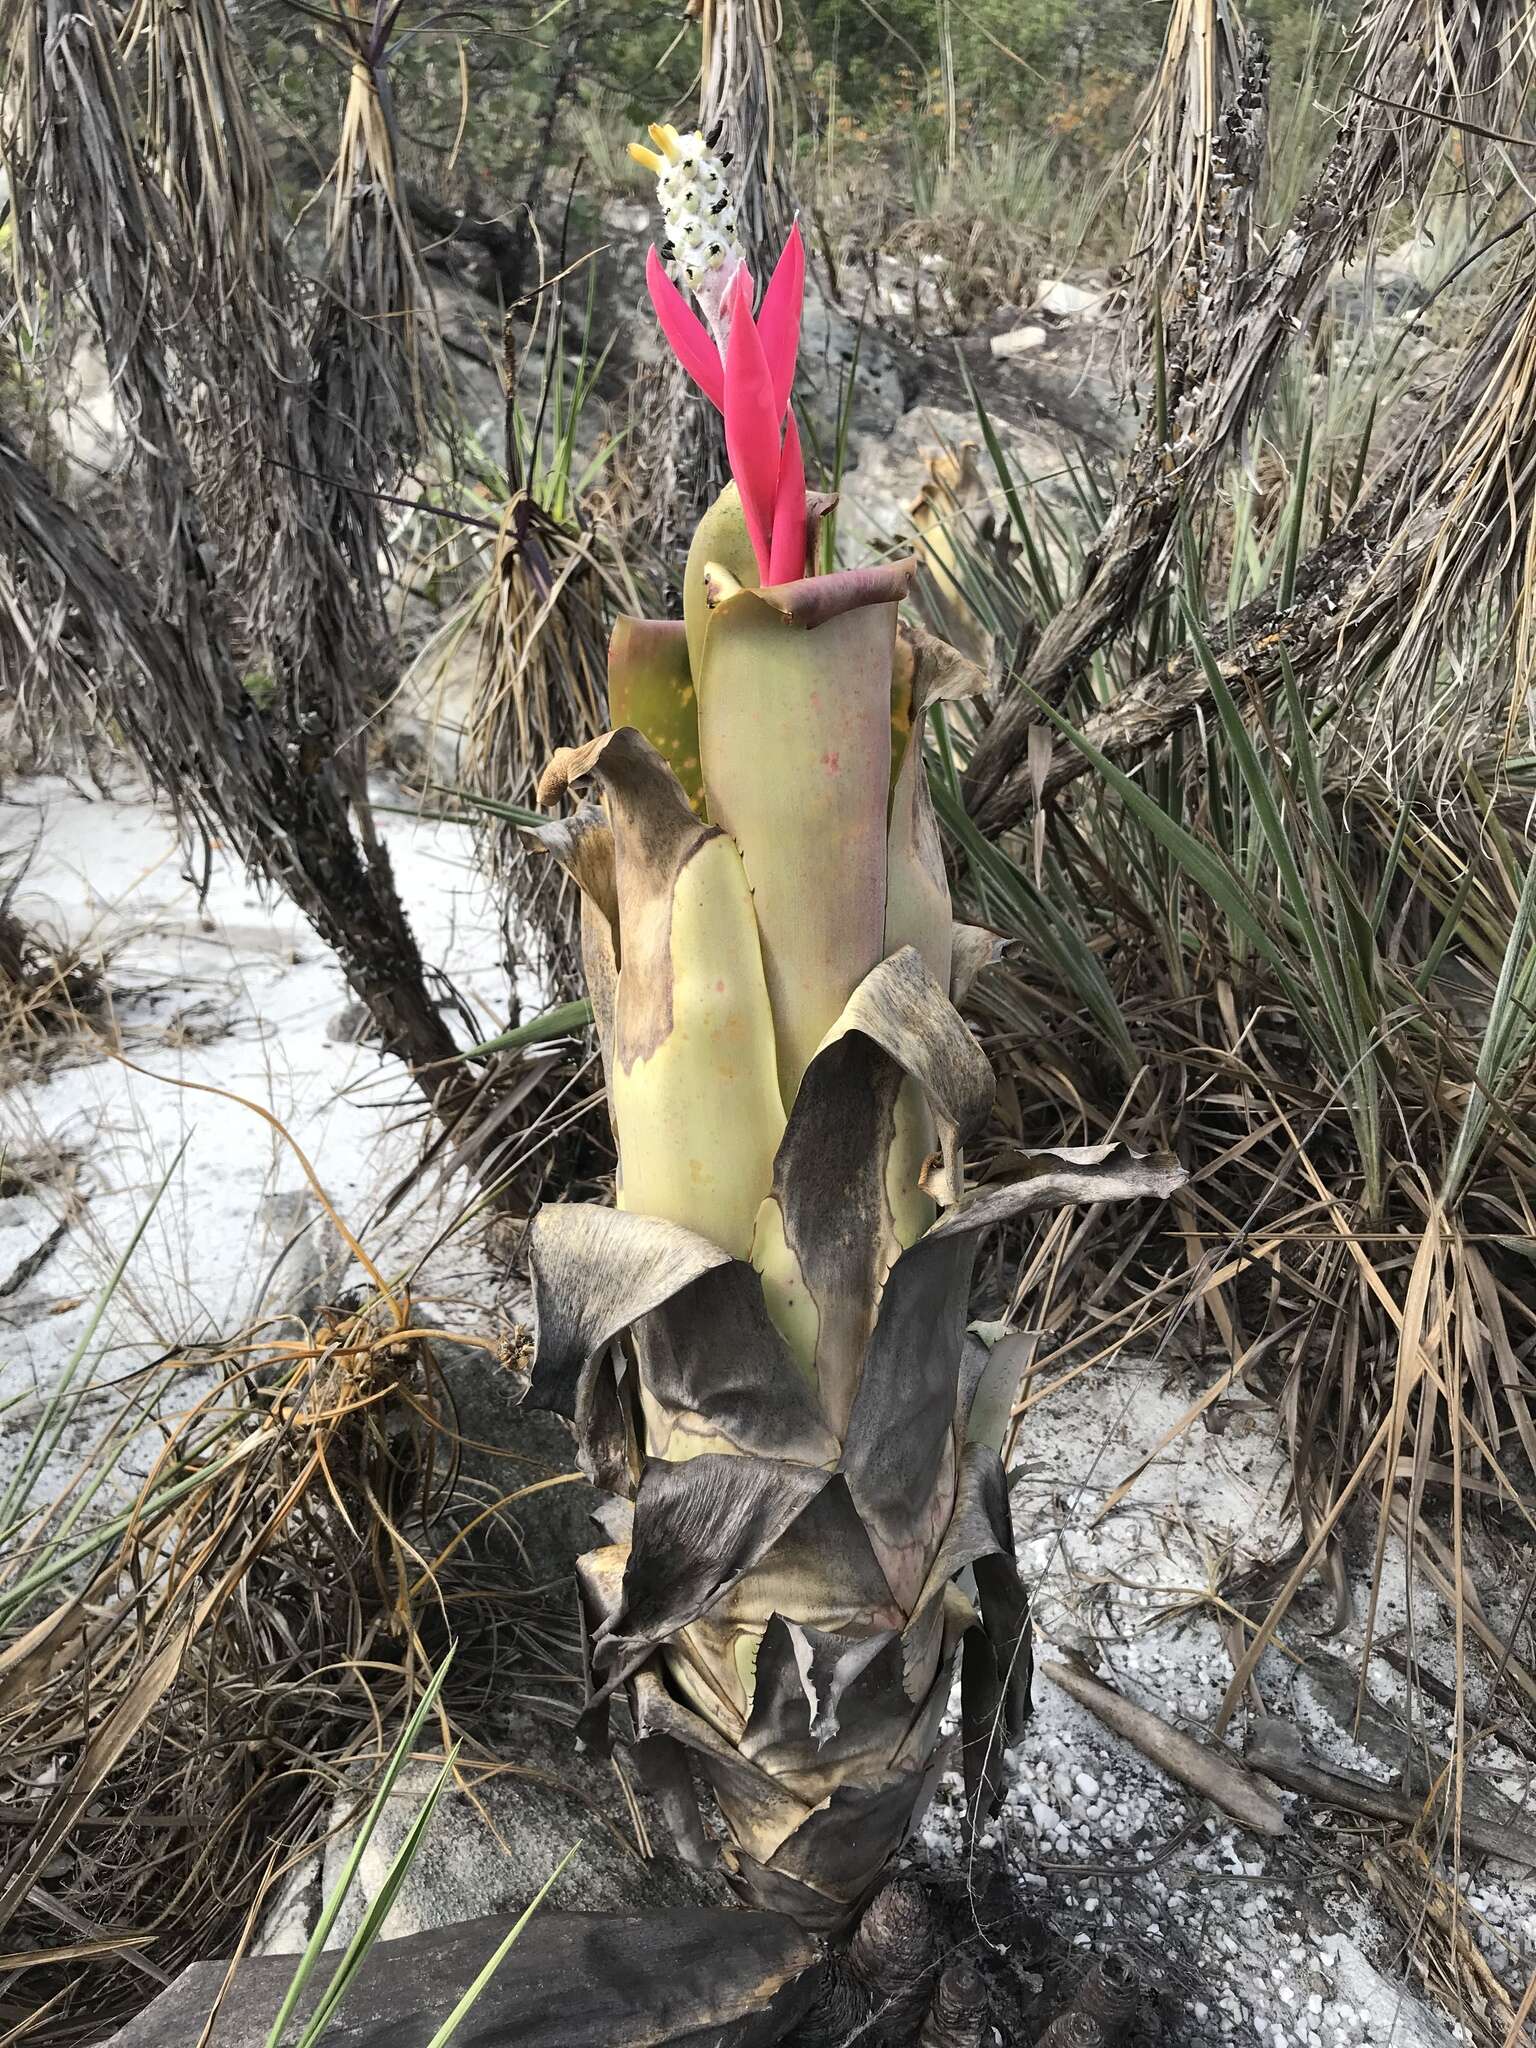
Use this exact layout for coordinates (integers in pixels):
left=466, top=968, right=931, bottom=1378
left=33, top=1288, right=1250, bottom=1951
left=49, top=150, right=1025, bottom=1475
left=1, top=771, right=537, bottom=1512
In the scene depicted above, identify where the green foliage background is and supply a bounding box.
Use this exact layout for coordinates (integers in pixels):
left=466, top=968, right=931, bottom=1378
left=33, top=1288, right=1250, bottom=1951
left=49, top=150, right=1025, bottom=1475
left=244, top=0, right=1343, bottom=246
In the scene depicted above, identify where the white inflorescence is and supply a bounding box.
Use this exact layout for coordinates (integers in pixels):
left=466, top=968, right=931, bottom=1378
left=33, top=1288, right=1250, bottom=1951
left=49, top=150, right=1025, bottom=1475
left=641, top=126, right=747, bottom=355
left=655, top=130, right=742, bottom=291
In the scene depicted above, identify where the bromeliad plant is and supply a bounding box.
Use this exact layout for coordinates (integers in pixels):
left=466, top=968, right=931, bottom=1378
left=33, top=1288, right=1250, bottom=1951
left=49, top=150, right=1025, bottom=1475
left=519, top=123, right=1184, bottom=1934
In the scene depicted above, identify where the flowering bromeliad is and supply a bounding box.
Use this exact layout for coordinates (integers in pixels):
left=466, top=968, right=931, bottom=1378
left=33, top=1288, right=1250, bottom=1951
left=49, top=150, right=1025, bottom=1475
left=518, top=127, right=1185, bottom=1935
left=630, top=121, right=807, bottom=585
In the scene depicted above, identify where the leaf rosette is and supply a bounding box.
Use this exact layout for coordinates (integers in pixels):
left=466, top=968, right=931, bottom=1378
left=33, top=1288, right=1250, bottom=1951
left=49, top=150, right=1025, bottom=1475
left=524, top=489, right=1184, bottom=1930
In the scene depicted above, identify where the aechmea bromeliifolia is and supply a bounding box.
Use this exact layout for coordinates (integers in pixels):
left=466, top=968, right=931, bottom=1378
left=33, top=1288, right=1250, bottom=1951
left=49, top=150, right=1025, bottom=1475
left=518, top=122, right=1185, bottom=1933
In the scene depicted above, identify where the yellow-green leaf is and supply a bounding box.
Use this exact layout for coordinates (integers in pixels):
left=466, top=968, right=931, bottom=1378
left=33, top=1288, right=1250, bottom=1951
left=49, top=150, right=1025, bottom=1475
left=540, top=728, right=785, bottom=1258
left=609, top=616, right=703, bottom=813
left=695, top=565, right=913, bottom=1103
left=683, top=483, right=761, bottom=685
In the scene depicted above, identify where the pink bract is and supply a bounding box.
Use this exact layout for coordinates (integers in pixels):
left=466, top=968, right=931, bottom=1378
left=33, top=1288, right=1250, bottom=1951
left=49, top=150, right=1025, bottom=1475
left=643, top=222, right=809, bottom=584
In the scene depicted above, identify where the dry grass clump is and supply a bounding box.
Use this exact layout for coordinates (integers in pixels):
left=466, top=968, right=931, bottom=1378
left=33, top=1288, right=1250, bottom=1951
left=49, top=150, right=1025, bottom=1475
left=462, top=450, right=613, bottom=1001
left=0, top=865, right=98, bottom=1068
left=0, top=1232, right=577, bottom=2043
left=404, top=278, right=640, bottom=1005
left=1366, top=1843, right=1535, bottom=2048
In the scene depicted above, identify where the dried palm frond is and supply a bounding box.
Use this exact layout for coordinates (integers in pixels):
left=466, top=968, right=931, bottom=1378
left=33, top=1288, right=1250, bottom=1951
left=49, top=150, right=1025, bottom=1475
left=0, top=430, right=486, bottom=1139
left=1347, top=0, right=1536, bottom=201
left=468, top=494, right=610, bottom=998
left=1, top=0, right=227, bottom=631
left=307, top=0, right=445, bottom=693
left=122, top=0, right=289, bottom=558
left=1355, top=242, right=1536, bottom=773
left=0, top=0, right=295, bottom=769
left=1032, top=235, right=1536, bottom=798
left=1123, top=0, right=1251, bottom=312
left=0, top=426, right=224, bottom=839
left=0, top=859, right=98, bottom=1063
left=964, top=0, right=1534, bottom=834
left=121, top=0, right=383, bottom=753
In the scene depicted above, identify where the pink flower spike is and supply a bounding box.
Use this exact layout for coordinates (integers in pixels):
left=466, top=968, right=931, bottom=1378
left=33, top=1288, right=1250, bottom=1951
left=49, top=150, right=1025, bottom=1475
left=756, top=224, right=805, bottom=421
left=645, top=247, right=725, bottom=412
left=767, top=409, right=808, bottom=585
left=723, top=267, right=781, bottom=582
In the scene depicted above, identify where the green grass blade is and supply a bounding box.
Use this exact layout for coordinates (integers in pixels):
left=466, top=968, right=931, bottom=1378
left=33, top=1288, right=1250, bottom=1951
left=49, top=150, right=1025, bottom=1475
left=1368, top=793, right=1414, bottom=935
left=424, top=1844, right=581, bottom=2048
left=931, top=775, right=1137, bottom=1071
left=431, top=785, right=545, bottom=831
left=294, top=1746, right=463, bottom=2048
left=0, top=1433, right=251, bottom=1629
left=1016, top=680, right=1306, bottom=998
left=1414, top=864, right=1477, bottom=994
left=1180, top=600, right=1353, bottom=1048
left=457, top=999, right=594, bottom=1060
left=1445, top=850, right=1536, bottom=1201
left=956, top=349, right=1060, bottom=613
left=265, top=1650, right=456, bottom=2048
left=1278, top=413, right=1313, bottom=611
left=1342, top=392, right=1378, bottom=519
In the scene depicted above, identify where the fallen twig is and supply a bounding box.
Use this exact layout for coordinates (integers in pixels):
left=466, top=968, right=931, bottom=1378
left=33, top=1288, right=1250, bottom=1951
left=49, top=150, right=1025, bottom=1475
left=1041, top=1658, right=1289, bottom=1837
left=0, top=1218, right=67, bottom=1299
left=1245, top=1722, right=1536, bottom=1870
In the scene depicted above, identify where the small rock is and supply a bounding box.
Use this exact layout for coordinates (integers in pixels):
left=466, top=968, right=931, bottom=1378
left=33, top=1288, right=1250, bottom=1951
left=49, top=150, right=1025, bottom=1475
left=304, top=1742, right=722, bottom=1955
left=248, top=1189, right=334, bottom=1323
left=837, top=402, right=1073, bottom=561
left=1034, top=278, right=1106, bottom=319
left=990, top=324, right=1047, bottom=358
left=424, top=1330, right=601, bottom=1587
left=326, top=1001, right=378, bottom=1045
left=798, top=274, right=909, bottom=440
